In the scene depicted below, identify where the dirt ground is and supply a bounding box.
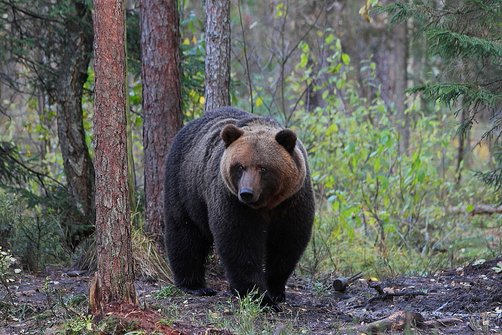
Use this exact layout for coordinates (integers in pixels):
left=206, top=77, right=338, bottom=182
left=1, top=257, right=501, bottom=334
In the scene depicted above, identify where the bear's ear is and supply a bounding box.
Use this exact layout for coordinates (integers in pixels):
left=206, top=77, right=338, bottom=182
left=275, top=129, right=297, bottom=154
left=221, top=124, right=244, bottom=147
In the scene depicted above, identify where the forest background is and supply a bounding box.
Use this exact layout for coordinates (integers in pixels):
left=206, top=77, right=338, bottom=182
left=0, top=0, right=500, bottom=315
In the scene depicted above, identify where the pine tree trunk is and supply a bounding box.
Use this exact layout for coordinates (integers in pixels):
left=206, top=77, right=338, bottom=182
left=90, top=0, right=137, bottom=315
left=140, top=0, right=183, bottom=248
left=204, top=0, right=231, bottom=112
left=55, top=1, right=95, bottom=246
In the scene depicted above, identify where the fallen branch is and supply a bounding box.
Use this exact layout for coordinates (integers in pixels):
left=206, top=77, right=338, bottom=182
left=367, top=281, right=427, bottom=305
left=449, top=205, right=502, bottom=215
left=332, top=272, right=363, bottom=292
left=347, top=311, right=425, bottom=333
left=424, top=317, right=463, bottom=328
left=341, top=311, right=464, bottom=333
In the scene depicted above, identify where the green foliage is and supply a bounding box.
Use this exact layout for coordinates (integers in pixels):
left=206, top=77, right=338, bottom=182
left=0, top=247, right=21, bottom=321
left=0, top=247, right=21, bottom=290
left=0, top=191, right=70, bottom=271
left=427, top=29, right=502, bottom=59
left=0, top=142, right=31, bottom=186
left=61, top=315, right=94, bottom=335
left=0, top=247, right=17, bottom=277
left=290, top=35, right=500, bottom=277
left=206, top=291, right=291, bottom=335
left=381, top=0, right=502, bottom=190
left=126, top=9, right=141, bottom=76
left=230, top=294, right=268, bottom=335
left=155, top=285, right=182, bottom=299
left=180, top=10, right=206, bottom=120
left=475, top=146, right=502, bottom=195
left=0, top=0, right=93, bottom=95
left=409, top=83, right=501, bottom=109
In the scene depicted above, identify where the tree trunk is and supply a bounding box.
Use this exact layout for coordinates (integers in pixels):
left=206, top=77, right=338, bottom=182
left=90, top=0, right=137, bottom=315
left=204, top=0, right=231, bottom=112
left=371, top=18, right=409, bottom=155
left=140, top=0, right=183, bottom=248
left=54, top=1, right=95, bottom=248
left=394, top=22, right=410, bottom=154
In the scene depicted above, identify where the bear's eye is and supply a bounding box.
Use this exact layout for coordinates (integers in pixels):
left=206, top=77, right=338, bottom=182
left=238, top=164, right=245, bottom=171
left=259, top=167, right=267, bottom=173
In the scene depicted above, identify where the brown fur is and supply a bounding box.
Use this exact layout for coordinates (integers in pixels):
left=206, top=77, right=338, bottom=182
left=164, top=107, right=315, bottom=305
left=220, top=123, right=306, bottom=209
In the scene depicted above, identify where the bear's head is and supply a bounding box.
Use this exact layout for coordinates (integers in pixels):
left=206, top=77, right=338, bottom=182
left=220, top=123, right=307, bottom=210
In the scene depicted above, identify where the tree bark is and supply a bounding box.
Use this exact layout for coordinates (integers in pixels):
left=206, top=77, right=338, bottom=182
left=204, top=0, right=231, bottom=112
left=90, top=0, right=137, bottom=315
left=371, top=19, right=409, bottom=155
left=140, top=0, right=183, bottom=248
left=55, top=1, right=95, bottom=243
left=394, top=22, right=410, bottom=154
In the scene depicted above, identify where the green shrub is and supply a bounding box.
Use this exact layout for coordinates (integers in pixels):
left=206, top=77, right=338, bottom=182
left=0, top=190, right=68, bottom=271
left=155, top=285, right=182, bottom=299
left=290, top=35, right=500, bottom=277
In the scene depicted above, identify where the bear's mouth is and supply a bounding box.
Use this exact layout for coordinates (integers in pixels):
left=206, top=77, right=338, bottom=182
left=238, top=194, right=260, bottom=206
left=238, top=195, right=258, bottom=205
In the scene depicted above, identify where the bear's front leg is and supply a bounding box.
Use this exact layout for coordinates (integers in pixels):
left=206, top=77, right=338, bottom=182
left=209, top=204, right=276, bottom=306
left=265, top=194, right=314, bottom=302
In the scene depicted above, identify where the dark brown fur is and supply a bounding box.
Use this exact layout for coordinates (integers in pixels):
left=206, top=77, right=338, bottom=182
left=164, top=107, right=315, bottom=306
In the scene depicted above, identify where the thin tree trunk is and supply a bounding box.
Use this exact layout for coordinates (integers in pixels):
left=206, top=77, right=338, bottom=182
left=371, top=17, right=409, bottom=155
left=140, top=0, right=183, bottom=248
left=204, top=0, right=231, bottom=112
left=394, top=22, right=409, bottom=154
left=456, top=107, right=467, bottom=184
left=55, top=1, right=95, bottom=246
left=90, top=0, right=137, bottom=315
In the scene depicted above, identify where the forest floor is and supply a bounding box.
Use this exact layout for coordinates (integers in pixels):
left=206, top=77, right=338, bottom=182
left=0, top=257, right=501, bottom=335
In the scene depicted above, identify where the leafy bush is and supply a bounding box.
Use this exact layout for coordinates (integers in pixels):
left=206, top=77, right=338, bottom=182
left=155, top=285, right=181, bottom=299
left=0, top=191, right=68, bottom=272
left=289, top=35, right=500, bottom=277
left=0, top=246, right=21, bottom=318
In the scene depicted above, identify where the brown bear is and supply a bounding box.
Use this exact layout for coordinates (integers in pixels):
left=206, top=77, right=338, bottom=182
left=164, top=107, right=315, bottom=306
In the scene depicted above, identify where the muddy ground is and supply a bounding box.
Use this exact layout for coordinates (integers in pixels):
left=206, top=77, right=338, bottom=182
left=1, top=257, right=501, bottom=334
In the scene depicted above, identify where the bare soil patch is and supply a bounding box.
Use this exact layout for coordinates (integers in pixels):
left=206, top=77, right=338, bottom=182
left=1, top=258, right=500, bottom=334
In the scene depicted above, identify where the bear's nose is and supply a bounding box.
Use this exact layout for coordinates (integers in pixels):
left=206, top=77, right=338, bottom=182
left=239, top=188, right=254, bottom=203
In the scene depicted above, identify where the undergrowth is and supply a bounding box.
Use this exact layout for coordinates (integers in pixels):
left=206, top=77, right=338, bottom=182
left=204, top=291, right=296, bottom=335
left=291, top=34, right=501, bottom=278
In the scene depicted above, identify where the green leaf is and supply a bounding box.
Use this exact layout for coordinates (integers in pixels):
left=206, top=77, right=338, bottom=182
left=300, top=52, right=308, bottom=68
left=134, top=115, right=143, bottom=127
left=325, top=34, right=335, bottom=45
left=341, top=53, right=351, bottom=65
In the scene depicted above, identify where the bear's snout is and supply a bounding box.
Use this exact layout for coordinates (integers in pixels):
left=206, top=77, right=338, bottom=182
left=237, top=169, right=261, bottom=205
left=238, top=188, right=254, bottom=203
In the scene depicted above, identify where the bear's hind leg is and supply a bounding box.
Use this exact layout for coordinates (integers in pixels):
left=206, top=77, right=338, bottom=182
left=164, top=214, right=215, bottom=296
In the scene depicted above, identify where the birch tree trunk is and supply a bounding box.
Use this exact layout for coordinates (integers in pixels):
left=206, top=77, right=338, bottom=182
left=204, top=0, right=231, bottom=112
left=90, top=0, right=137, bottom=315
left=140, top=0, right=183, bottom=248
